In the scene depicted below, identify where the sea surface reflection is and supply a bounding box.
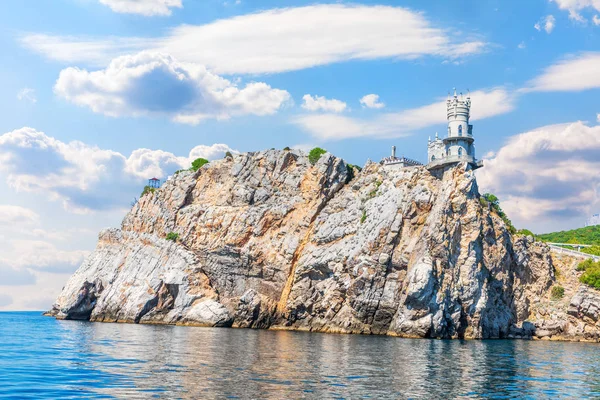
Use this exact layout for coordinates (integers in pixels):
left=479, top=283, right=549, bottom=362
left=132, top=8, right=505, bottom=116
left=1, top=312, right=600, bottom=399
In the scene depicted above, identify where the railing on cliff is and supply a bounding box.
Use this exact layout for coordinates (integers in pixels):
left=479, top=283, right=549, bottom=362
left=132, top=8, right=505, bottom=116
left=547, top=244, right=600, bottom=262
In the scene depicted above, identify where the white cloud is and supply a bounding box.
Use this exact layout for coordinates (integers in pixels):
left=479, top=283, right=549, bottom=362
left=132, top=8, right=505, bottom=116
left=597, top=113, right=600, bottom=122
left=0, top=205, right=39, bottom=225
left=593, top=14, right=600, bottom=24
left=360, top=94, right=385, bottom=109
left=477, top=121, right=600, bottom=230
left=301, top=94, right=347, bottom=113
left=518, top=41, right=527, bottom=49
left=293, top=88, right=515, bottom=141
left=550, top=0, right=600, bottom=22
left=4, top=240, right=89, bottom=274
left=534, top=15, right=556, bottom=33
left=0, top=127, right=235, bottom=212
left=54, top=52, right=291, bottom=124
left=525, top=52, right=600, bottom=92
left=20, top=5, right=487, bottom=75
left=17, top=88, right=37, bottom=104
left=99, top=0, right=182, bottom=16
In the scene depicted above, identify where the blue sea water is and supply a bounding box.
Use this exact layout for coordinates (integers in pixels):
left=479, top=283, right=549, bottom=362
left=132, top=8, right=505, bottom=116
left=1, top=312, right=600, bottom=399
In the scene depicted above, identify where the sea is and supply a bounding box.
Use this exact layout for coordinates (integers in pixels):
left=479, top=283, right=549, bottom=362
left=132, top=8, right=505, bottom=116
left=1, top=312, right=600, bottom=399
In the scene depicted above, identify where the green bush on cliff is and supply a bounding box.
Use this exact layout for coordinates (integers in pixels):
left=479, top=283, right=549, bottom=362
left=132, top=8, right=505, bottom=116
left=308, top=147, right=327, bottom=165
left=166, top=232, right=179, bottom=242
left=345, top=164, right=362, bottom=183
left=225, top=151, right=233, bottom=159
left=481, top=193, right=517, bottom=234
left=140, top=186, right=155, bottom=197
left=577, top=259, right=600, bottom=290
left=191, top=157, right=209, bottom=172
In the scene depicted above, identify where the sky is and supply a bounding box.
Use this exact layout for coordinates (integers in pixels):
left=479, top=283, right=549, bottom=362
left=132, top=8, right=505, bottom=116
left=0, top=0, right=599, bottom=310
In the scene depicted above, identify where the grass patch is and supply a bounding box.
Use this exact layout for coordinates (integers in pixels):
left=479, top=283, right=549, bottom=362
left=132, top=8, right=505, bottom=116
left=550, top=285, right=565, bottom=300
left=166, top=232, right=179, bottom=242
left=360, top=209, right=367, bottom=224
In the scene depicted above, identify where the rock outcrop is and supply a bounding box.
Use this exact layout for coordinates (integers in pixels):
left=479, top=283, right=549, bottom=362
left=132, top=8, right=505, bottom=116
left=46, top=149, right=597, bottom=340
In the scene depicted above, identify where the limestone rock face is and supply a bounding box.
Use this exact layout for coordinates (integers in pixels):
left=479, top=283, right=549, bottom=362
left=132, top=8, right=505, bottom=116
left=47, top=149, right=593, bottom=340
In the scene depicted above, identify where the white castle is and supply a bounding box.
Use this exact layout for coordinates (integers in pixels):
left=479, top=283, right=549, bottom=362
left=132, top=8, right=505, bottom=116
left=382, top=89, right=483, bottom=171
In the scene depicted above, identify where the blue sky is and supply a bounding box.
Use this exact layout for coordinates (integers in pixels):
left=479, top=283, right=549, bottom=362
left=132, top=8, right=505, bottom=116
left=0, top=0, right=599, bottom=310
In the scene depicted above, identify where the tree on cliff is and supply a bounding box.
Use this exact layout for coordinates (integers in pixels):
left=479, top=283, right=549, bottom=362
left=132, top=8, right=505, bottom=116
left=482, top=193, right=516, bottom=234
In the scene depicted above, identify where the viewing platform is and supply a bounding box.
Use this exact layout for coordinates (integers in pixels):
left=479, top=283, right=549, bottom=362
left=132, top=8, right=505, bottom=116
left=426, top=155, right=483, bottom=171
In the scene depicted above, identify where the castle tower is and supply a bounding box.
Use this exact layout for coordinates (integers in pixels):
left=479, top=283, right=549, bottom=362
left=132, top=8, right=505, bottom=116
left=427, top=89, right=482, bottom=170
left=445, top=88, right=474, bottom=159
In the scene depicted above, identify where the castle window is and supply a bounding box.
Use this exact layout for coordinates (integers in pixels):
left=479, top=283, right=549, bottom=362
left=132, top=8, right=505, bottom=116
left=458, top=125, right=463, bottom=135
left=458, top=148, right=463, bottom=156
left=431, top=155, right=436, bottom=162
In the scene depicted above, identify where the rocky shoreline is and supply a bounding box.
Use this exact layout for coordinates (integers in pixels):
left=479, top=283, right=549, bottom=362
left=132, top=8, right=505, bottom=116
left=46, top=149, right=600, bottom=341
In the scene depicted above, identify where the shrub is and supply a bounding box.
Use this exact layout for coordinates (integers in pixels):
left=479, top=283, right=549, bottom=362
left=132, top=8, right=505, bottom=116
left=141, top=186, right=156, bottom=197
left=482, top=193, right=516, bottom=234
left=345, top=164, right=362, bottom=183
left=225, top=151, right=233, bottom=159
left=516, top=229, right=535, bottom=237
left=166, top=232, right=179, bottom=242
left=283, top=146, right=291, bottom=151
left=577, top=258, right=594, bottom=272
left=551, top=285, right=565, bottom=300
left=308, top=147, right=327, bottom=165
left=191, top=158, right=209, bottom=172
left=578, top=259, right=600, bottom=290
left=582, top=246, right=600, bottom=257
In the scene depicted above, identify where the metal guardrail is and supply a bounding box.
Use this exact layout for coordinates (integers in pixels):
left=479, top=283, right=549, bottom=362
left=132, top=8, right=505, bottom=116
left=547, top=242, right=592, bottom=248
left=548, top=244, right=600, bottom=262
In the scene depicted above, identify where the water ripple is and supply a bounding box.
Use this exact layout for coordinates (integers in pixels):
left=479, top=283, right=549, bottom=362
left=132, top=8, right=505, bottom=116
left=2, top=312, right=600, bottom=399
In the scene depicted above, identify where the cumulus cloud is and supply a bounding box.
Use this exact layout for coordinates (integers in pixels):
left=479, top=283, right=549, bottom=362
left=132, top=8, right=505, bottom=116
left=535, top=15, right=556, bottom=33
left=477, top=121, right=600, bottom=230
left=301, top=95, right=347, bottom=113
left=551, top=0, right=600, bottom=22
left=0, top=127, right=235, bottom=212
left=293, top=88, right=515, bottom=141
left=54, top=52, right=291, bottom=124
left=6, top=240, right=89, bottom=274
left=17, top=88, right=37, bottom=104
left=99, top=0, right=182, bottom=16
left=594, top=14, right=600, bottom=24
left=0, top=205, right=39, bottom=225
left=525, top=52, right=600, bottom=92
left=20, top=5, right=487, bottom=74
left=360, top=94, right=385, bottom=109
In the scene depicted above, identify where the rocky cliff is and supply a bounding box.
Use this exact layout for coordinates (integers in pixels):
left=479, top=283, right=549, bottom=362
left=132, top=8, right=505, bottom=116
left=47, top=149, right=599, bottom=340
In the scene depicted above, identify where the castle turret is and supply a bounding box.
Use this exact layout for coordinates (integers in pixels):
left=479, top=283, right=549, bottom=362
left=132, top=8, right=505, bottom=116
left=427, top=89, right=482, bottom=170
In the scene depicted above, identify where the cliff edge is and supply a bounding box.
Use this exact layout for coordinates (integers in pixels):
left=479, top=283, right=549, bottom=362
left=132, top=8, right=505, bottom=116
left=46, top=149, right=598, bottom=340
